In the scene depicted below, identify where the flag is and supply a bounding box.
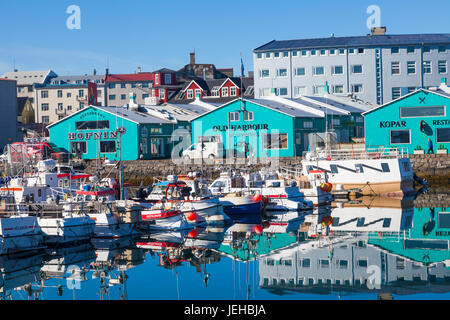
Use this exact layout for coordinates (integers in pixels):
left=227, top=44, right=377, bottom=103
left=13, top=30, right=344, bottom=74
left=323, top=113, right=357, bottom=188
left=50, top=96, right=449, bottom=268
left=240, top=57, right=245, bottom=77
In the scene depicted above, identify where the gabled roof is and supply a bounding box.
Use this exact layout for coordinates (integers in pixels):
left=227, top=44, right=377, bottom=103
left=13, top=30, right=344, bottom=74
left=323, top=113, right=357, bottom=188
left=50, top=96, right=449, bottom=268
left=105, top=73, right=154, bottom=82
left=254, top=33, right=450, bottom=52
left=362, top=88, right=450, bottom=116
left=153, top=68, right=176, bottom=73
left=1, top=70, right=57, bottom=86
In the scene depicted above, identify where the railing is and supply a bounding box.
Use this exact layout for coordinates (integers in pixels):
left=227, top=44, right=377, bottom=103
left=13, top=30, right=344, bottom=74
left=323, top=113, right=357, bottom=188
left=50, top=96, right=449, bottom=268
left=303, top=147, right=409, bottom=161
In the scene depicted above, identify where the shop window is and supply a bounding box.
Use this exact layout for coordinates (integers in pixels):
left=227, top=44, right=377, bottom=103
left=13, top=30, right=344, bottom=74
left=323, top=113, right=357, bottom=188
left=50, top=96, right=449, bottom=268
left=390, top=130, right=410, bottom=144
left=400, top=106, right=445, bottom=118
left=76, top=120, right=109, bottom=130
left=150, top=138, right=163, bottom=157
left=100, top=141, right=116, bottom=153
left=436, top=128, right=450, bottom=143
left=263, top=133, right=288, bottom=150
left=71, top=141, right=87, bottom=154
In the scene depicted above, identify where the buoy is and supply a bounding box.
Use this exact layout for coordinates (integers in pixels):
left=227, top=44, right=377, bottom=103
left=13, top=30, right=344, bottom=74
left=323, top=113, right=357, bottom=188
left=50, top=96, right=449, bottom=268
left=254, top=225, right=263, bottom=235
left=187, top=212, right=197, bottom=222
left=253, top=193, right=262, bottom=202
left=188, top=229, right=198, bottom=238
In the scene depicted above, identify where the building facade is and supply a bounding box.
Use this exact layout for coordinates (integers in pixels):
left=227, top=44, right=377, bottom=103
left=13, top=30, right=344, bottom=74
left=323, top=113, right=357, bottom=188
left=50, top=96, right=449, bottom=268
left=253, top=31, right=450, bottom=105
left=50, top=74, right=106, bottom=106
left=0, top=79, right=19, bottom=150
left=34, top=82, right=98, bottom=124
left=363, top=83, right=450, bottom=154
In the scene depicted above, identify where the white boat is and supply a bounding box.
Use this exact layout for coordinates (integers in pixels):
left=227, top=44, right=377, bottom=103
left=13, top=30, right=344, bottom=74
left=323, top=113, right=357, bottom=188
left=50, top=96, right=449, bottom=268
left=0, top=215, right=43, bottom=255
left=136, top=174, right=230, bottom=226
left=209, top=171, right=312, bottom=211
left=37, top=204, right=96, bottom=245
left=139, top=208, right=191, bottom=231
left=301, top=147, right=414, bottom=196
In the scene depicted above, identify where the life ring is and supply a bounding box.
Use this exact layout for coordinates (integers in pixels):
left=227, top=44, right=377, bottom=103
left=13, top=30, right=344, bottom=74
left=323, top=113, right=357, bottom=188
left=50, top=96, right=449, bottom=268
left=420, top=120, right=425, bottom=133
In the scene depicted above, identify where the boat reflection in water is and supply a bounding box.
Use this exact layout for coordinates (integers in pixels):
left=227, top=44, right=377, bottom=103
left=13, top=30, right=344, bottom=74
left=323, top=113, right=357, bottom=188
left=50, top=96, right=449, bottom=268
left=1, top=192, right=450, bottom=300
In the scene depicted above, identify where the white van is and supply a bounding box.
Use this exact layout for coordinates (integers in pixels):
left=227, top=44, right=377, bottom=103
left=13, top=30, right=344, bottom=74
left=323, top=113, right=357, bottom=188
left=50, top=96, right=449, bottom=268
left=182, top=142, right=223, bottom=163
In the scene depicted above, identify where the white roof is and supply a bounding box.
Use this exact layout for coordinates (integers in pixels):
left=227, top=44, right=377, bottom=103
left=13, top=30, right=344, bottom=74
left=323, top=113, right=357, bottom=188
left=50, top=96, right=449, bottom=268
left=1, top=70, right=56, bottom=86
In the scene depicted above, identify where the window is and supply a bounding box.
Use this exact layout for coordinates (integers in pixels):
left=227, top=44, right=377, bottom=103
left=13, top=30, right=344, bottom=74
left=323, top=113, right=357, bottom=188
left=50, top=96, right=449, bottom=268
left=319, top=259, right=329, bottom=268
left=320, top=49, right=326, bottom=56
left=400, top=106, right=445, bottom=118
left=277, top=68, right=288, bottom=77
left=303, top=121, right=313, bottom=129
left=310, top=50, right=316, bottom=56
left=283, top=51, right=289, bottom=57
left=436, top=128, right=450, bottom=143
left=407, top=47, right=415, bottom=54
left=131, top=83, right=137, bottom=88
left=187, top=89, right=193, bottom=99
left=423, top=46, right=431, bottom=53
left=352, top=84, right=363, bottom=93
left=120, top=83, right=126, bottom=88
left=229, top=112, right=239, bottom=122
left=301, top=259, right=311, bottom=268
left=263, top=133, right=288, bottom=149
left=57, top=103, right=63, bottom=110
left=276, top=88, right=288, bottom=96
left=165, top=74, right=171, bottom=84
left=390, top=130, right=410, bottom=144
left=438, top=61, right=447, bottom=74
left=338, top=48, right=345, bottom=55
left=221, top=87, right=229, bottom=97
left=100, top=141, right=116, bottom=153
left=121, top=94, right=126, bottom=100
left=260, top=69, right=270, bottom=78
left=313, top=66, right=324, bottom=75
left=194, top=89, right=201, bottom=97
left=42, top=116, right=49, bottom=123
left=230, top=87, right=237, bottom=96
left=142, top=94, right=149, bottom=99
left=423, top=61, right=432, bottom=74
left=274, top=52, right=280, bottom=58
left=295, top=67, right=305, bottom=76
left=337, top=260, right=348, bottom=269
left=352, top=65, right=363, bottom=74
left=391, top=47, right=400, bottom=54
left=78, top=90, right=84, bottom=97
left=313, top=85, right=325, bottom=95
left=391, top=62, right=400, bottom=75
left=358, top=48, right=365, bottom=54
left=71, top=141, right=87, bottom=154
left=259, top=88, right=270, bottom=97
left=407, top=87, right=416, bottom=94
left=243, top=111, right=253, bottom=121
left=75, top=120, right=109, bottom=130
left=438, top=46, right=447, bottom=53
left=67, top=105, right=72, bottom=111
left=257, top=53, right=262, bottom=59
left=108, top=83, right=116, bottom=89
left=329, top=49, right=336, bottom=55
left=381, top=163, right=390, bottom=172
left=333, top=85, right=344, bottom=93
left=265, top=52, right=271, bottom=59
left=294, top=86, right=306, bottom=96
left=330, top=165, right=338, bottom=174
left=301, top=50, right=307, bottom=56
left=292, top=51, right=298, bottom=57
left=41, top=91, right=48, bottom=98
left=332, top=118, right=340, bottom=126
left=392, top=87, right=401, bottom=100
left=348, top=48, right=355, bottom=54
left=142, top=83, right=149, bottom=88
left=109, top=95, right=116, bottom=100
left=332, top=65, right=344, bottom=75
left=57, top=90, right=63, bottom=98
left=41, top=103, right=49, bottom=111
left=357, top=259, right=368, bottom=268
left=407, top=61, right=416, bottom=74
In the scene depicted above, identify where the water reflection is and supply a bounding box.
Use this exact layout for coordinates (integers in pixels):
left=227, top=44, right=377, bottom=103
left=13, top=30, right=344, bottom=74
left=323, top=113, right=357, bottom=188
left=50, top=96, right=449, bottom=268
left=1, top=192, right=450, bottom=300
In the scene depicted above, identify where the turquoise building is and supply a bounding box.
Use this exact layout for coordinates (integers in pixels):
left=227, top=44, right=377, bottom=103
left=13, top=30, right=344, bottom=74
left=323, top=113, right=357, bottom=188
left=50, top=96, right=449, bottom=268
left=190, top=97, right=367, bottom=158
left=363, top=87, right=450, bottom=154
left=48, top=105, right=184, bottom=161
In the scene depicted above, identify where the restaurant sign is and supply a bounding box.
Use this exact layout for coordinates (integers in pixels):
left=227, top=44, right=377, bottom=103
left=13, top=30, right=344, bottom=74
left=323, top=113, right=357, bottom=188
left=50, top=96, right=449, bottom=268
left=68, top=131, right=118, bottom=140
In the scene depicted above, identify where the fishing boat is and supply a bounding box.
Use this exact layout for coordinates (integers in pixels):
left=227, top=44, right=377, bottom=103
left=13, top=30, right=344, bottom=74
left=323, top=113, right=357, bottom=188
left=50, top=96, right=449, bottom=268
left=217, top=193, right=263, bottom=220
left=139, top=207, right=191, bottom=231
left=209, top=170, right=312, bottom=211
left=301, top=147, right=414, bottom=196
left=135, top=174, right=230, bottom=226
left=0, top=214, right=44, bottom=255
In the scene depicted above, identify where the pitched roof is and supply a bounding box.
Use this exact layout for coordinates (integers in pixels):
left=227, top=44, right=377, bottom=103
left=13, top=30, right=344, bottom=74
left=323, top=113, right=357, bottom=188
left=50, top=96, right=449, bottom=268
left=105, top=73, right=154, bottom=82
left=51, top=75, right=106, bottom=84
left=254, top=33, right=450, bottom=52
left=1, top=70, right=57, bottom=86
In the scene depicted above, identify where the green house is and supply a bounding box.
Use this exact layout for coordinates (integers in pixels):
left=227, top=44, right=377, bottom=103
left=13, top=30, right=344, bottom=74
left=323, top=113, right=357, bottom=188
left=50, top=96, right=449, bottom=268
left=363, top=88, right=450, bottom=154
left=48, top=105, right=184, bottom=161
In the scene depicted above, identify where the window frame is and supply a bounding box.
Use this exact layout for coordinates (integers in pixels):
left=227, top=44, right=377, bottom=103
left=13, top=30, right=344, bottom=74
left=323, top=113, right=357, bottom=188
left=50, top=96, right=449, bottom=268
left=390, top=129, right=411, bottom=145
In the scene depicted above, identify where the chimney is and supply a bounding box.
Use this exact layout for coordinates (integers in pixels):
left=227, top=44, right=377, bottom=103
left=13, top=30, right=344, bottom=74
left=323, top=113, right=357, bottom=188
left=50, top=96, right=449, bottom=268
left=371, top=27, right=386, bottom=35
left=190, top=52, right=196, bottom=65
left=14, top=69, right=18, bottom=72
left=106, top=68, right=109, bottom=76
left=203, top=68, right=206, bottom=80
left=93, top=69, right=97, bottom=76
left=137, top=67, right=142, bottom=73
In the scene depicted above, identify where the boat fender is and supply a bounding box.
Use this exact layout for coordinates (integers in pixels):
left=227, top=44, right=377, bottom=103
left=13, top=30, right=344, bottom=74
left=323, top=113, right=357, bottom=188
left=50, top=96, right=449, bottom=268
left=253, top=225, right=263, bottom=235
left=187, top=212, right=197, bottom=222
left=253, top=193, right=262, bottom=202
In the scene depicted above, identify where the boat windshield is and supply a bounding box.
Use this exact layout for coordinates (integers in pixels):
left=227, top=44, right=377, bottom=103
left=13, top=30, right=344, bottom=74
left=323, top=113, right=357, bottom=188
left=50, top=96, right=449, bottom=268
left=151, top=184, right=167, bottom=195
left=211, top=180, right=226, bottom=188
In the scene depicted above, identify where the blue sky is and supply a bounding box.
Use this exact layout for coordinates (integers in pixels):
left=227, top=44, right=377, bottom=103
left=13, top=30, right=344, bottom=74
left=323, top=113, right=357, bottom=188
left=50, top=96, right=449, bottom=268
left=0, top=0, right=449, bottom=77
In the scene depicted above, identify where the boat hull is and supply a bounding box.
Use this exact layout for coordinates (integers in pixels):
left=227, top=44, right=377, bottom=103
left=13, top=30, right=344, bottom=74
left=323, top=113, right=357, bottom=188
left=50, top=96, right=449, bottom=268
left=0, top=217, right=43, bottom=255
left=38, top=217, right=95, bottom=244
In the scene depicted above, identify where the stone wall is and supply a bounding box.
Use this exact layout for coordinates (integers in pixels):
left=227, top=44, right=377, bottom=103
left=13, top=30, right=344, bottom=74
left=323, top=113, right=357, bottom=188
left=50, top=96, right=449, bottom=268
left=409, top=154, right=450, bottom=186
